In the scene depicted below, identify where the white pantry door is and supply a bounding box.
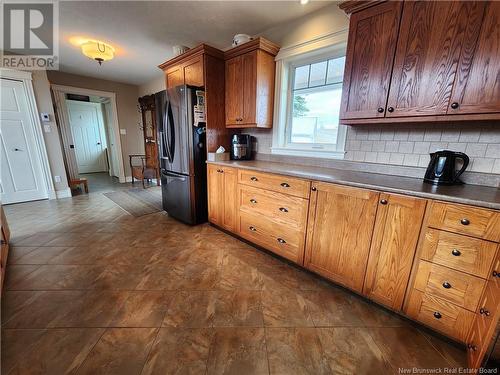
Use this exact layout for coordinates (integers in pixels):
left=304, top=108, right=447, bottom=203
left=67, top=101, right=107, bottom=174
left=0, top=78, right=49, bottom=204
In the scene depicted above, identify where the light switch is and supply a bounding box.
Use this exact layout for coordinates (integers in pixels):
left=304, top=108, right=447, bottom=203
left=120, top=128, right=127, bottom=135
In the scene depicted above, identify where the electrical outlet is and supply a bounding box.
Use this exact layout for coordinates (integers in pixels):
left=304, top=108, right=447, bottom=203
left=54, top=175, right=61, bottom=183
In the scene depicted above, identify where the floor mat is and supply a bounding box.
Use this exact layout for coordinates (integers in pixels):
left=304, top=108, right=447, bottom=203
left=126, top=187, right=163, bottom=210
left=103, top=188, right=162, bottom=216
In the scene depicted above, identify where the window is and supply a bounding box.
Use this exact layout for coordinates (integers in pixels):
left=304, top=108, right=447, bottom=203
left=272, top=46, right=347, bottom=159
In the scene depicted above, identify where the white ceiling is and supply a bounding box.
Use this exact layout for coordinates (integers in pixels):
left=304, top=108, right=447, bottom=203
left=58, top=1, right=333, bottom=86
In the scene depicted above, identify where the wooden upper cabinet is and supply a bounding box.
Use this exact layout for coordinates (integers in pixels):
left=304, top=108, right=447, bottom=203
left=225, top=56, right=243, bottom=126
left=340, top=1, right=402, bottom=120
left=387, top=1, right=486, bottom=117
left=165, top=66, right=184, bottom=89
left=363, top=194, right=427, bottom=311
left=449, top=1, right=500, bottom=115
left=224, top=38, right=279, bottom=128
left=183, top=56, right=204, bottom=87
left=304, top=182, right=379, bottom=292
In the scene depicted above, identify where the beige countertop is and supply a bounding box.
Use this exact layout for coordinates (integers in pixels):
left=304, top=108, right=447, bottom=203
left=208, top=160, right=500, bottom=210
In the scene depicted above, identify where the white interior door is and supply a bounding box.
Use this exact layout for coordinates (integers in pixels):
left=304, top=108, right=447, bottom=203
left=103, top=101, right=120, bottom=177
left=67, top=101, right=107, bottom=174
left=0, top=78, right=48, bottom=204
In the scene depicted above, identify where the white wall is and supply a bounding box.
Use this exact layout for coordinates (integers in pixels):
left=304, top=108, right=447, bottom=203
left=138, top=73, right=165, bottom=96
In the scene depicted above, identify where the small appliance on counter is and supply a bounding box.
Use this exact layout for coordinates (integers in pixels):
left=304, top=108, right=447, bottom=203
left=230, top=134, right=252, bottom=160
left=423, top=150, right=470, bottom=186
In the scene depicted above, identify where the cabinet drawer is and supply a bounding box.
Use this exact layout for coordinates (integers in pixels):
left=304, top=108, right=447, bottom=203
left=427, top=202, right=500, bottom=242
left=406, top=289, right=475, bottom=342
left=420, top=229, right=497, bottom=278
left=238, top=211, right=305, bottom=264
left=238, top=170, right=310, bottom=199
left=414, top=261, right=486, bottom=311
left=238, top=185, right=309, bottom=229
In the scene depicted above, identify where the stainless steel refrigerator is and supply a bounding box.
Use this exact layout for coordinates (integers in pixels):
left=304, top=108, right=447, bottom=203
left=156, top=85, right=207, bottom=225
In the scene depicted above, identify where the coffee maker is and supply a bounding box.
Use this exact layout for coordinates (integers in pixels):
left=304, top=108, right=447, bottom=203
left=230, top=134, right=252, bottom=160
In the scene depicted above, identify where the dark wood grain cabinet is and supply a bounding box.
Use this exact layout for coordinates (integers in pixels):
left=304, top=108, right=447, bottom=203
left=224, top=38, right=279, bottom=128
left=339, top=0, right=500, bottom=124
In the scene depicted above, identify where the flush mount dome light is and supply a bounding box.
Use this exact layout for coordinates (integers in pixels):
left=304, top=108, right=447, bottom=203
left=81, top=40, right=115, bottom=65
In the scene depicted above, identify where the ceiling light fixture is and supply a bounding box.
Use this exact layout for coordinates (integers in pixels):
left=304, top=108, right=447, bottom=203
left=81, top=40, right=115, bottom=65
left=300, top=0, right=309, bottom=4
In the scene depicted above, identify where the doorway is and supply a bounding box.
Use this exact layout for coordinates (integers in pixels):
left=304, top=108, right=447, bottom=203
left=0, top=74, right=54, bottom=204
left=52, top=85, right=126, bottom=193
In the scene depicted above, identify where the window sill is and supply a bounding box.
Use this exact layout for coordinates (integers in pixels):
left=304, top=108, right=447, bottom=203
left=270, top=147, right=345, bottom=159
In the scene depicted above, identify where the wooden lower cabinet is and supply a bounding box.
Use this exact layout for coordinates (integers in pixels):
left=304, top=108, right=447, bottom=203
left=304, top=182, right=379, bottom=292
left=363, top=193, right=426, bottom=310
left=207, top=165, right=237, bottom=232
left=1, top=205, right=10, bottom=292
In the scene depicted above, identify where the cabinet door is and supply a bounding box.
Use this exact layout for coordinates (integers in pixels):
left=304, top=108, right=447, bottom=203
left=225, top=56, right=243, bottom=125
left=449, top=2, right=499, bottom=115
left=184, top=56, right=204, bottom=87
left=241, top=51, right=257, bottom=125
left=166, top=67, right=184, bottom=89
left=340, top=2, right=402, bottom=120
left=304, top=182, right=379, bottom=292
left=221, top=167, right=237, bottom=232
left=207, top=165, right=223, bottom=225
left=386, top=1, right=485, bottom=117
left=364, top=194, right=427, bottom=310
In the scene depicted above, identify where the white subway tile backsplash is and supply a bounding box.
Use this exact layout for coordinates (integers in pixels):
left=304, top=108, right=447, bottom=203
left=403, top=154, right=420, bottom=167
left=447, top=142, right=467, bottom=152
left=389, top=153, right=405, bottom=165
left=408, top=128, right=425, bottom=141
left=429, top=142, right=449, bottom=152
left=398, top=141, right=414, bottom=153
left=364, top=152, right=378, bottom=163
left=394, top=130, right=409, bottom=141
left=486, top=144, right=500, bottom=158
left=459, top=130, right=481, bottom=143
left=385, top=141, right=400, bottom=153
left=368, top=129, right=381, bottom=141
left=376, top=152, right=391, bottom=164
left=466, top=143, right=488, bottom=157
left=424, top=129, right=442, bottom=141
left=471, top=158, right=495, bottom=173
left=413, top=142, right=430, bottom=154
left=360, top=140, right=373, bottom=151
left=380, top=130, right=395, bottom=141
left=493, top=159, right=500, bottom=174
left=372, top=140, right=386, bottom=152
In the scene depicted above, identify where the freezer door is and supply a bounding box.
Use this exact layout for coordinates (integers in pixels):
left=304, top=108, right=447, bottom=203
left=161, top=169, right=195, bottom=224
left=164, top=86, right=192, bottom=176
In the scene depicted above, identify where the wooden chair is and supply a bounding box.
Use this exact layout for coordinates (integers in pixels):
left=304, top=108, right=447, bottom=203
left=129, top=154, right=158, bottom=188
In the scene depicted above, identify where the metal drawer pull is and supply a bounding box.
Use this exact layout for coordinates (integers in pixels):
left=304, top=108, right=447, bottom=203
left=451, top=249, right=461, bottom=256
left=277, top=238, right=286, bottom=244
left=249, top=226, right=257, bottom=232
left=250, top=199, right=257, bottom=204
left=250, top=177, right=258, bottom=181
left=442, top=281, right=452, bottom=289
left=311, top=186, right=317, bottom=191
left=279, top=207, right=288, bottom=213
left=493, top=270, right=500, bottom=277
left=380, top=199, right=388, bottom=205
left=433, top=312, right=442, bottom=319
left=460, top=218, right=470, bottom=225
left=280, top=182, right=290, bottom=188
left=467, top=344, right=478, bottom=352
left=480, top=308, right=490, bottom=316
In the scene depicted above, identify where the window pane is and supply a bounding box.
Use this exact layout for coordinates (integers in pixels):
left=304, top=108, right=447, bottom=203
left=290, top=87, right=342, bottom=145
left=326, top=56, right=346, bottom=84
left=309, top=61, right=327, bottom=87
left=293, top=65, right=309, bottom=90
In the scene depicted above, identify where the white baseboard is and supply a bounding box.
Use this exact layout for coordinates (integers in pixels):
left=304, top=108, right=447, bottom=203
left=55, top=188, right=72, bottom=199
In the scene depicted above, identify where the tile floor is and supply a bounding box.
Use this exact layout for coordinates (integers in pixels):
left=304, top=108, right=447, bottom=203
left=1, top=191, right=466, bottom=374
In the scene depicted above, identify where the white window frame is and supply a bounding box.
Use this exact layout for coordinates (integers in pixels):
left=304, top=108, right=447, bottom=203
left=271, top=32, right=348, bottom=159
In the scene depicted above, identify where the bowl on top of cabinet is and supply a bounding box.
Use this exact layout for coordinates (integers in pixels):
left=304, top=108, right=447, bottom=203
left=224, top=37, right=280, bottom=128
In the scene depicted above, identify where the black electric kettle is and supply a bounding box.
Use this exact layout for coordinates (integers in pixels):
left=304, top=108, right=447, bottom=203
left=424, top=150, right=469, bottom=185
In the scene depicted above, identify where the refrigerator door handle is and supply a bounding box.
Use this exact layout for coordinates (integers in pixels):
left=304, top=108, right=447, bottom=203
left=167, top=100, right=175, bottom=164
left=162, top=170, right=187, bottom=181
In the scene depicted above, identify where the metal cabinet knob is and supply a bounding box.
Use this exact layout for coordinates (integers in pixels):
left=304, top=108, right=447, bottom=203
left=479, top=308, right=490, bottom=316
left=467, top=344, right=478, bottom=351
left=451, top=249, right=461, bottom=256
left=387, top=107, right=394, bottom=113
left=250, top=177, right=258, bottom=181
left=433, top=312, right=442, bottom=319
left=277, top=238, right=286, bottom=244
left=493, top=270, right=500, bottom=278
left=279, top=207, right=288, bottom=213
left=450, top=102, right=459, bottom=109
left=460, top=218, right=470, bottom=225
left=311, top=186, right=317, bottom=191
left=442, top=281, right=452, bottom=289
left=380, top=199, right=388, bottom=205
left=280, top=182, right=290, bottom=188
left=249, top=226, right=256, bottom=232
left=377, top=107, right=384, bottom=113
left=250, top=199, right=257, bottom=204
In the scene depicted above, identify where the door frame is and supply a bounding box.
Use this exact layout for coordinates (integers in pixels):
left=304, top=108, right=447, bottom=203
left=51, top=84, right=126, bottom=182
left=0, top=69, right=56, bottom=200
